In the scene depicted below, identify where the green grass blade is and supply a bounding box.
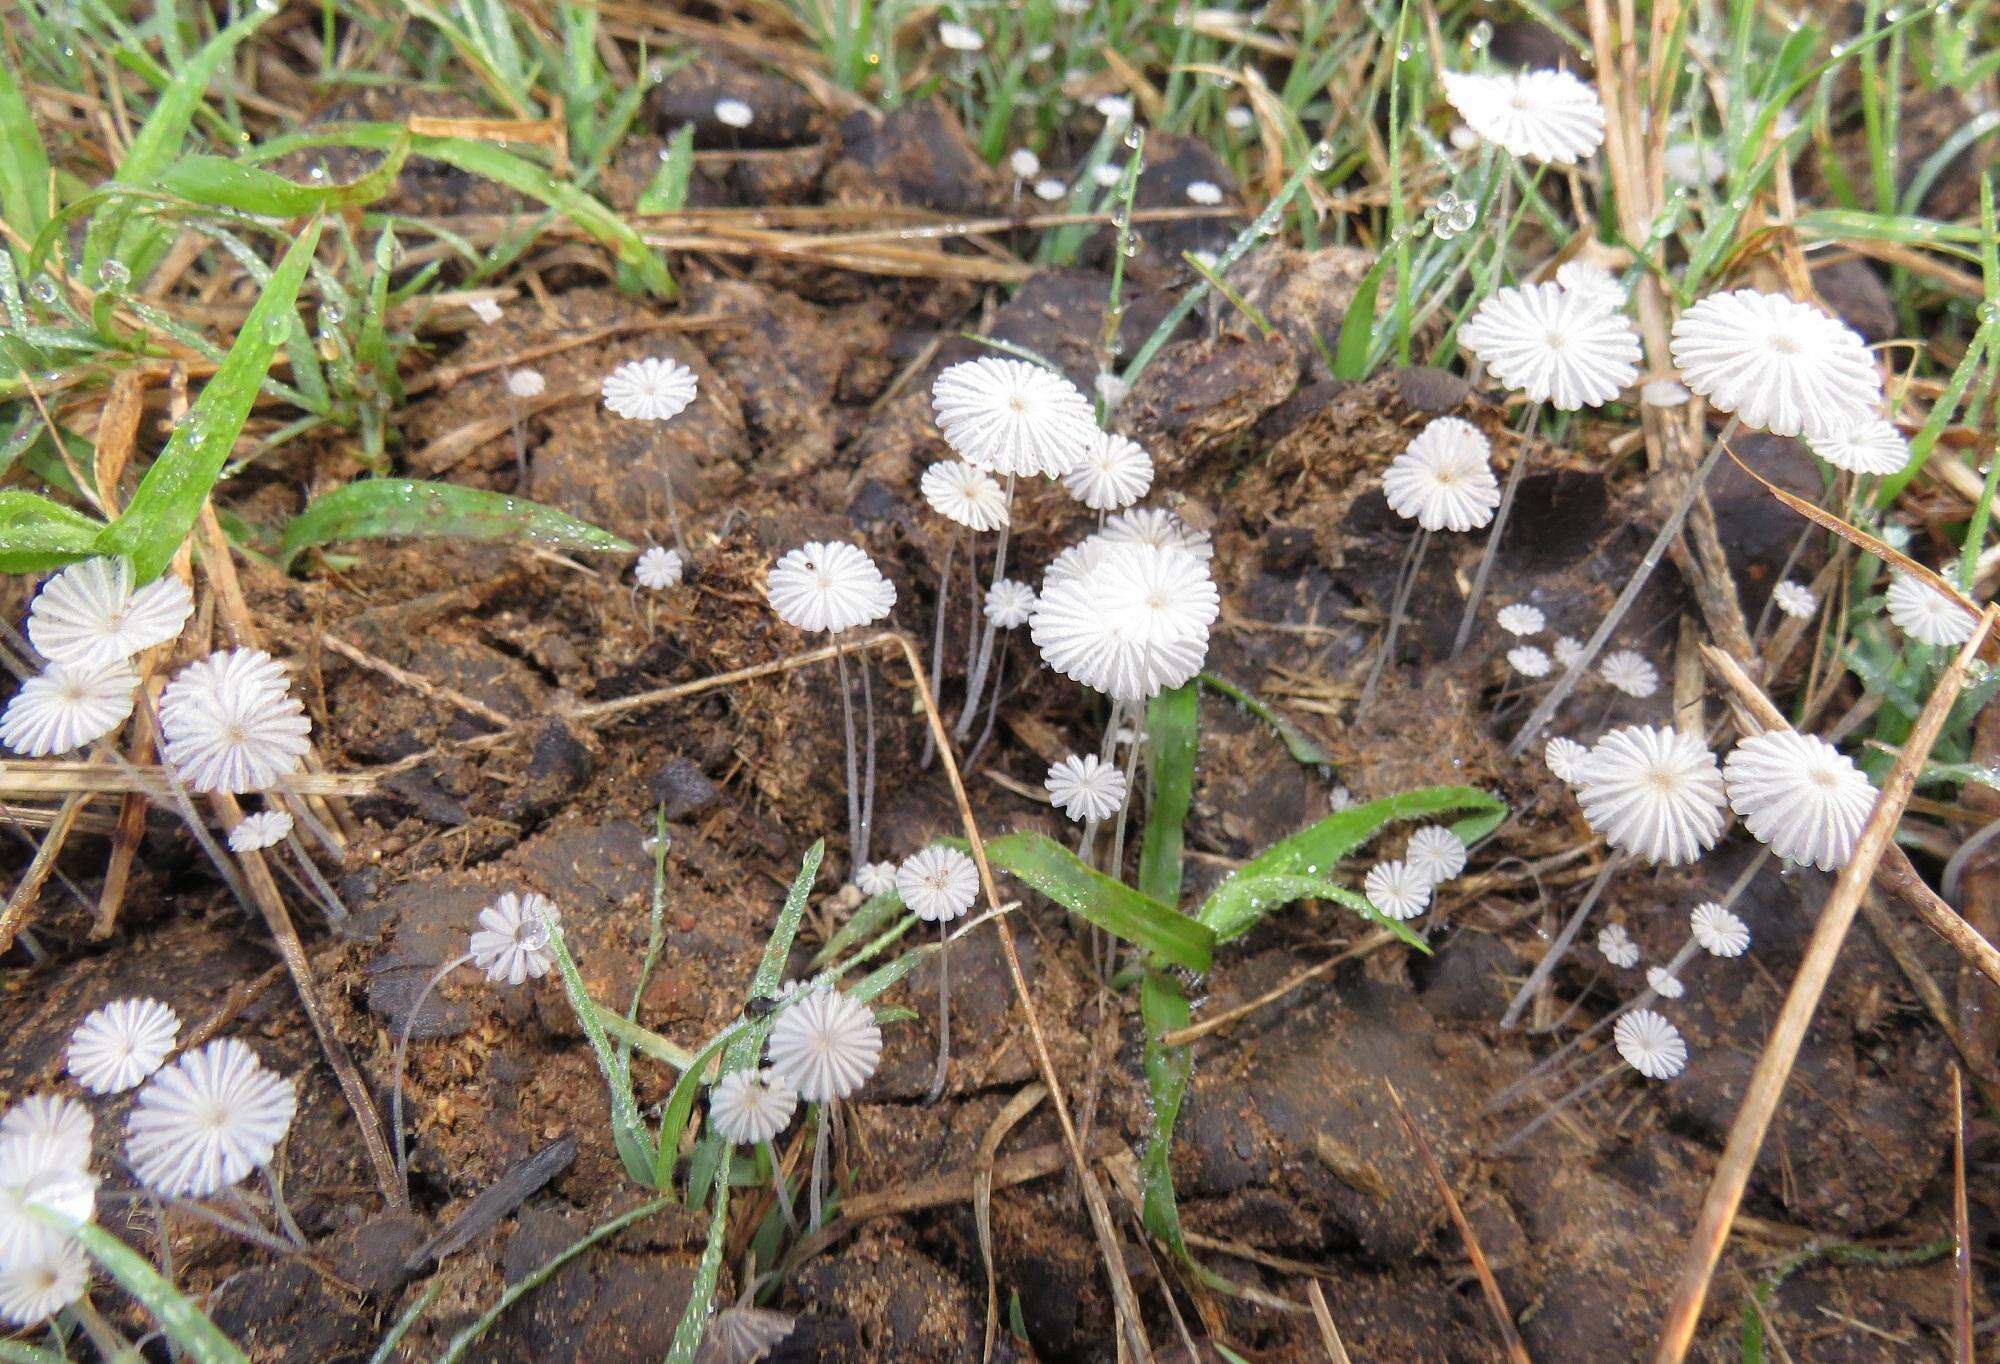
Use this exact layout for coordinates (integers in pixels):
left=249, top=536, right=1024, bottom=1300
left=639, top=123, right=696, bottom=214
left=651, top=841, right=824, bottom=1188
left=248, top=124, right=675, bottom=298
left=650, top=1028, right=736, bottom=1191
left=1202, top=873, right=1427, bottom=948
left=1138, top=970, right=1197, bottom=1259
left=97, top=219, right=321, bottom=582
left=808, top=889, right=904, bottom=969
left=111, top=12, right=269, bottom=187
left=844, top=937, right=936, bottom=1004
left=1138, top=682, right=1198, bottom=908
left=1330, top=253, right=1388, bottom=380
left=356, top=226, right=399, bottom=397
left=538, top=906, right=658, bottom=1184
left=1874, top=326, right=1992, bottom=505
left=278, top=478, right=631, bottom=569
left=665, top=1149, right=733, bottom=1363
left=60, top=1219, right=250, bottom=1363
left=0, top=1342, right=71, bottom=1364
left=1198, top=670, right=1331, bottom=766
left=0, top=490, right=108, bottom=573
left=368, top=1279, right=444, bottom=1364
left=1791, top=208, right=1986, bottom=262
left=590, top=1004, right=699, bottom=1069
left=1196, top=786, right=1505, bottom=938
left=737, top=841, right=825, bottom=1030
left=150, top=138, right=410, bottom=215
left=0, top=55, right=53, bottom=254
left=982, top=831, right=1213, bottom=971
left=433, top=1198, right=673, bottom=1364
left=84, top=9, right=272, bottom=276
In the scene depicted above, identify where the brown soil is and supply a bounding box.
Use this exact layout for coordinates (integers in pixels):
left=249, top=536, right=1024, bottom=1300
left=3, top=78, right=1988, bottom=1364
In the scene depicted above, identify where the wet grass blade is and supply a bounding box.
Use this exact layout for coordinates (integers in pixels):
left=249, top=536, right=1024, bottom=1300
left=1203, top=874, right=1428, bottom=948
left=1196, top=786, right=1506, bottom=939
left=653, top=841, right=823, bottom=1189
left=248, top=123, right=675, bottom=298
left=434, top=1197, right=674, bottom=1364
left=809, top=889, right=904, bottom=969
left=368, top=1279, right=444, bottom=1364
left=1131, top=680, right=1214, bottom=1273
left=538, top=906, right=657, bottom=1184
left=279, top=478, right=632, bottom=569
left=97, top=220, right=321, bottom=582
left=739, top=840, right=825, bottom=1023
left=666, top=1149, right=734, bottom=1364
left=1198, top=671, right=1330, bottom=766
left=0, top=1343, right=71, bottom=1364
left=58, top=1218, right=250, bottom=1364
left=0, top=490, right=107, bottom=573
left=639, top=123, right=695, bottom=213
left=83, top=9, right=272, bottom=277
left=1138, top=969, right=1198, bottom=1259
left=982, top=831, right=1213, bottom=972
left=151, top=138, right=410, bottom=215
left=1330, top=253, right=1388, bottom=380
left=0, top=54, right=52, bottom=253
left=1138, top=682, right=1198, bottom=909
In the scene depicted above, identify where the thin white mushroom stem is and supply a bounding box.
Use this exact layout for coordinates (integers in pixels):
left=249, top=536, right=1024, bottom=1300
left=391, top=949, right=475, bottom=1198
left=1452, top=400, right=1545, bottom=659
left=262, top=1164, right=308, bottom=1246
left=1076, top=697, right=1127, bottom=871
left=807, top=1103, right=833, bottom=1231
left=919, top=536, right=959, bottom=769
left=1106, top=706, right=1146, bottom=892
left=658, top=461, right=691, bottom=560
left=264, top=846, right=349, bottom=934
left=761, top=1138, right=797, bottom=1230
left=123, top=694, right=259, bottom=915
left=170, top=1194, right=297, bottom=1257
left=70, top=1291, right=133, bottom=1361
left=1491, top=1057, right=1624, bottom=1156
left=955, top=476, right=1017, bottom=740
left=962, top=535, right=983, bottom=680
left=1080, top=698, right=1126, bottom=978
left=280, top=829, right=353, bottom=929
left=1507, top=415, right=1743, bottom=758
left=956, top=626, right=1001, bottom=742
left=1490, top=657, right=1547, bottom=719
left=276, top=776, right=345, bottom=859
left=1357, top=526, right=1432, bottom=719
left=505, top=387, right=528, bottom=490
left=1749, top=521, right=1819, bottom=646
left=925, top=918, right=952, bottom=1105
left=147, top=1192, right=175, bottom=1287
left=1499, top=852, right=1626, bottom=1030
left=964, top=636, right=1009, bottom=769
